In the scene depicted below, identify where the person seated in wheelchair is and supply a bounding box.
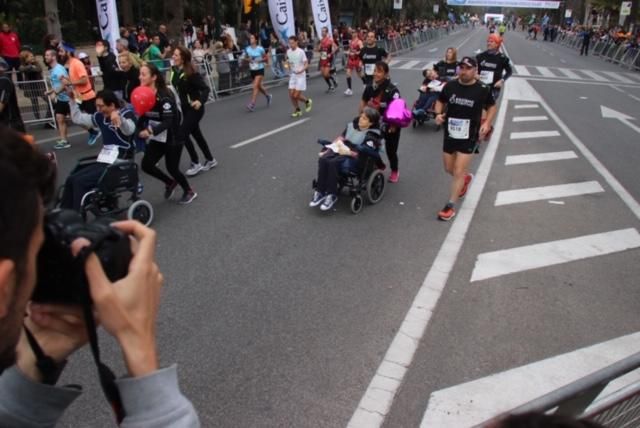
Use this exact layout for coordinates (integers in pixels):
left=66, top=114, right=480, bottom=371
left=59, top=89, right=137, bottom=211
left=310, top=107, right=383, bottom=211
left=413, top=67, right=445, bottom=121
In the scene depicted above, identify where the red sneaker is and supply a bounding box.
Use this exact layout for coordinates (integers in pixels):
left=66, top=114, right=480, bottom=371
left=389, top=171, right=399, bottom=183
left=438, top=204, right=456, bottom=221
left=459, top=173, right=474, bottom=198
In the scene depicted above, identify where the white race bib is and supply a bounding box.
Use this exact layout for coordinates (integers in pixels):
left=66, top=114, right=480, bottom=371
left=249, top=61, right=260, bottom=70
left=320, top=52, right=328, bottom=60
left=271, top=48, right=277, bottom=56
left=480, top=70, right=494, bottom=84
left=365, top=63, right=375, bottom=75
left=148, top=120, right=168, bottom=143
left=97, top=145, right=119, bottom=164
left=448, top=118, right=471, bottom=140
left=227, top=53, right=235, bottom=61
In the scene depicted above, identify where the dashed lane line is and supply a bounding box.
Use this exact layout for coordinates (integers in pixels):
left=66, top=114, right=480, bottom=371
left=505, top=151, right=578, bottom=165
left=494, top=181, right=604, bottom=206
left=470, top=228, right=640, bottom=282
left=512, top=115, right=549, bottom=122
left=510, top=130, right=561, bottom=139
left=230, top=118, right=310, bottom=149
left=514, top=104, right=540, bottom=109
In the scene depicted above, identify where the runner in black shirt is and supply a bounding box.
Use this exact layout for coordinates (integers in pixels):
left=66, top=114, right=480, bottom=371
left=360, top=61, right=402, bottom=182
left=434, top=56, right=497, bottom=221
left=475, top=33, right=512, bottom=100
left=359, top=32, right=389, bottom=87
left=433, top=47, right=459, bottom=82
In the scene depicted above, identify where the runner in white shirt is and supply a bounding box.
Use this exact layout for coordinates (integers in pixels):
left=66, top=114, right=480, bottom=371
left=286, top=35, right=312, bottom=118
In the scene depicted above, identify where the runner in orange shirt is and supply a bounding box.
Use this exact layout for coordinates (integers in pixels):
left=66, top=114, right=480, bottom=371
left=58, top=43, right=101, bottom=146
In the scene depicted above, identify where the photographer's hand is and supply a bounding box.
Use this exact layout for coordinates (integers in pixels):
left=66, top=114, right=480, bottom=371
left=84, top=221, right=163, bottom=378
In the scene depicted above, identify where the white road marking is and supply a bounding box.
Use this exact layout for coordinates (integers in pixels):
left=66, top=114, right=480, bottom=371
left=628, top=94, right=640, bottom=102
left=609, top=84, right=626, bottom=93
left=535, top=66, right=556, bottom=78
left=533, top=83, right=640, bottom=220
left=560, top=58, right=567, bottom=63
left=601, top=105, right=640, bottom=135
left=514, top=104, right=539, bottom=109
left=230, top=118, right=310, bottom=149
left=35, top=130, right=86, bottom=145
left=548, top=200, right=565, bottom=205
left=580, top=69, right=608, bottom=81
left=420, top=332, right=640, bottom=427
left=514, top=65, right=531, bottom=76
left=388, top=59, right=401, bottom=67
left=600, top=71, right=634, bottom=83
left=495, top=181, right=604, bottom=206
left=623, top=72, right=640, bottom=82
left=505, top=150, right=578, bottom=165
left=512, top=115, right=548, bottom=122
left=398, top=60, right=421, bottom=69
left=556, top=67, right=580, bottom=79
left=428, top=47, right=438, bottom=52
left=514, top=75, right=640, bottom=87
left=580, top=96, right=589, bottom=99
left=470, top=228, right=640, bottom=282
left=347, top=47, right=513, bottom=428
left=510, top=130, right=561, bottom=139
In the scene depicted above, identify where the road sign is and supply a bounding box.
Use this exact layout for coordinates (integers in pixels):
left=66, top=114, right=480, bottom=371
left=565, top=9, right=572, bottom=18
left=434, top=4, right=440, bottom=14
left=620, top=1, right=632, bottom=16
left=393, top=0, right=403, bottom=10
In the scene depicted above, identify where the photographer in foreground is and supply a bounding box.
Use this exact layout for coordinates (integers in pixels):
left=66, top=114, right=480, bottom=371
left=0, top=126, right=199, bottom=427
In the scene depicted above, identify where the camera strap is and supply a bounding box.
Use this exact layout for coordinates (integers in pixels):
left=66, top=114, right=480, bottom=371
left=76, top=244, right=126, bottom=425
left=22, top=326, right=68, bottom=385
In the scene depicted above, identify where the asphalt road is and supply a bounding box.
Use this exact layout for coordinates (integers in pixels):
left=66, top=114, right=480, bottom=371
left=40, top=27, right=640, bottom=427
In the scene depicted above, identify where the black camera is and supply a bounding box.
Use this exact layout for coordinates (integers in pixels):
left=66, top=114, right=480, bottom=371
left=33, top=209, right=132, bottom=304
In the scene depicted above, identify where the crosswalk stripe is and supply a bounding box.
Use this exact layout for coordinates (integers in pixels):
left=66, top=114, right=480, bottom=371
left=514, top=104, right=540, bottom=109
left=510, top=130, right=561, bottom=139
left=470, top=228, right=640, bottom=282
left=388, top=59, right=401, bottom=67
left=623, top=72, right=640, bottom=82
left=514, top=65, right=531, bottom=76
left=580, top=69, right=608, bottom=81
left=494, top=181, right=604, bottom=206
left=398, top=60, right=421, bottom=69
left=599, top=71, right=634, bottom=83
left=556, top=68, right=581, bottom=79
left=535, top=66, right=556, bottom=78
left=505, top=150, right=578, bottom=165
left=513, top=115, right=549, bottom=122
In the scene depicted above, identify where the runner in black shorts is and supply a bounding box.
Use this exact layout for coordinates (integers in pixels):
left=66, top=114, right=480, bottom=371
left=359, top=32, right=388, bottom=87
left=434, top=56, right=497, bottom=222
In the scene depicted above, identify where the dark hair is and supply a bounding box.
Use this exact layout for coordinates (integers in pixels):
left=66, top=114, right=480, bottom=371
left=141, top=62, right=168, bottom=92
left=174, top=46, right=195, bottom=77
left=375, top=61, right=389, bottom=74
left=0, top=127, right=56, bottom=277
left=96, top=89, right=121, bottom=108
left=288, top=35, right=298, bottom=41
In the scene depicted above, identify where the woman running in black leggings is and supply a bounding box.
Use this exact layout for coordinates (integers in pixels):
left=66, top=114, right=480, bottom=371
left=138, top=62, right=197, bottom=204
left=170, top=46, right=217, bottom=177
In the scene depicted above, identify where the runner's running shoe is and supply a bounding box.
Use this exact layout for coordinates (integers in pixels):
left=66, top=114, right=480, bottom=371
left=291, top=109, right=302, bottom=118
left=87, top=130, right=101, bottom=146
left=305, top=99, right=313, bottom=113
left=179, top=190, right=198, bottom=205
left=164, top=181, right=178, bottom=200
left=266, top=94, right=273, bottom=106
left=53, top=140, right=70, bottom=150
left=246, top=102, right=255, bottom=112
left=438, top=204, right=456, bottom=221
left=459, top=173, right=474, bottom=198
left=344, top=88, right=353, bottom=96
left=186, top=163, right=203, bottom=176
left=202, top=159, right=218, bottom=170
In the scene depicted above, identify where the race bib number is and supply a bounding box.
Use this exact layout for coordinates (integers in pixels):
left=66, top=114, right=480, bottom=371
left=148, top=120, right=167, bottom=143
left=320, top=51, right=328, bottom=60
left=480, top=70, right=494, bottom=84
left=271, top=49, right=277, bottom=56
left=365, top=63, right=375, bottom=75
left=227, top=53, right=235, bottom=61
left=448, top=118, right=471, bottom=140
left=97, top=145, right=119, bottom=164
left=249, top=61, right=260, bottom=70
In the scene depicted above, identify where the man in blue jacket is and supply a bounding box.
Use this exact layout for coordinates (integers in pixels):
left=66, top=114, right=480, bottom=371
left=0, top=126, right=200, bottom=427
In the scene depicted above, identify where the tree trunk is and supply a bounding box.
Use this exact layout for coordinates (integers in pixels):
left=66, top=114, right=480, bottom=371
left=44, top=0, right=63, bottom=40
left=164, top=0, right=184, bottom=40
left=121, top=0, right=135, bottom=26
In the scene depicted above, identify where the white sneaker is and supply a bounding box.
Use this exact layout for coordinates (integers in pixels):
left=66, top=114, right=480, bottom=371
left=202, top=158, right=218, bottom=171
left=344, top=88, right=353, bottom=96
left=309, top=191, right=326, bottom=207
left=186, top=162, right=203, bottom=176
left=320, top=194, right=338, bottom=211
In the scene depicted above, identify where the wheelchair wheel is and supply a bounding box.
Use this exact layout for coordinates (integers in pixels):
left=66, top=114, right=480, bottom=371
left=366, top=171, right=386, bottom=204
left=350, top=195, right=364, bottom=214
left=127, top=200, right=154, bottom=226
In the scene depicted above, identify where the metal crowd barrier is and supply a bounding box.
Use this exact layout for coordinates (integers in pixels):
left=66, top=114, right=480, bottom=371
left=476, top=351, right=640, bottom=427
left=554, top=33, right=640, bottom=71
left=6, top=71, right=56, bottom=128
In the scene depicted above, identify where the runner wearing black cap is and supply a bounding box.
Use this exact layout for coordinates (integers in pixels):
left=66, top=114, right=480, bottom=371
left=434, top=56, right=497, bottom=221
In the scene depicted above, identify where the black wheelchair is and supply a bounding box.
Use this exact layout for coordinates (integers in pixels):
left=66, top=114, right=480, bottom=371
left=61, top=155, right=154, bottom=226
left=312, top=146, right=386, bottom=214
